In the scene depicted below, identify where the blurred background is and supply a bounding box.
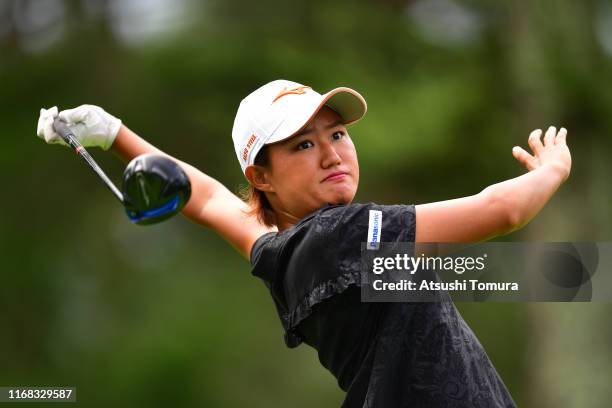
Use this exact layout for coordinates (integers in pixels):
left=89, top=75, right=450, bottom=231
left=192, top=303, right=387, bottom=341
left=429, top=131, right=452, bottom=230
left=1, top=0, right=611, bottom=406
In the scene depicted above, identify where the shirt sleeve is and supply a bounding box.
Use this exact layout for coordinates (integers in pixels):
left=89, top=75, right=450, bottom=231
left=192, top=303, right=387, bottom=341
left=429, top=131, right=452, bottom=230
left=336, top=202, right=416, bottom=246
left=250, top=231, right=281, bottom=285
left=250, top=232, right=276, bottom=267
left=367, top=203, right=416, bottom=243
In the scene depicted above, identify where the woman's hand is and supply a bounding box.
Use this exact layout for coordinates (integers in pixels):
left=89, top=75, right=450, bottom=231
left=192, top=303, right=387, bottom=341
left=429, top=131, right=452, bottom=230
left=512, top=126, right=572, bottom=182
left=37, top=105, right=122, bottom=150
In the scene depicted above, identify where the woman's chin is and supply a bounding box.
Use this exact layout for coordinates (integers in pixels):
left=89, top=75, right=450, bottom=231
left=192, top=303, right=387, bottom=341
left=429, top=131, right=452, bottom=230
left=325, top=191, right=355, bottom=206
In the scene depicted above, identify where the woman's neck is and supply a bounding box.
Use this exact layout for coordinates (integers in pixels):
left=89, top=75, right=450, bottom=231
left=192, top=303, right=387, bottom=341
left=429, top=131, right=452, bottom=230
left=275, top=209, right=301, bottom=232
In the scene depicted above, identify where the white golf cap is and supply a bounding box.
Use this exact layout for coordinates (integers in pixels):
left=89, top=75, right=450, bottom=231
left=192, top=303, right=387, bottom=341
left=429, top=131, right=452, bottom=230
left=232, top=79, right=367, bottom=174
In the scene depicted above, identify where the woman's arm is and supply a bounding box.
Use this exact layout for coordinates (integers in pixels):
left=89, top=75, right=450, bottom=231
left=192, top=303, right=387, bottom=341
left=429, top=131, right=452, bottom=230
left=37, top=105, right=273, bottom=260
left=415, top=126, right=571, bottom=243
left=112, top=125, right=276, bottom=260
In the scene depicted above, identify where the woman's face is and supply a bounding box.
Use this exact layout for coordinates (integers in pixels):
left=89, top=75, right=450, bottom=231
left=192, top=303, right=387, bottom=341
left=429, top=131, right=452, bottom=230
left=263, top=106, right=360, bottom=220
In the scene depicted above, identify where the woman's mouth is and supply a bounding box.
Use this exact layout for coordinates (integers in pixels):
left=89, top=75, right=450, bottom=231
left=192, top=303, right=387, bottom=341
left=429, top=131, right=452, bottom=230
left=322, top=172, right=348, bottom=182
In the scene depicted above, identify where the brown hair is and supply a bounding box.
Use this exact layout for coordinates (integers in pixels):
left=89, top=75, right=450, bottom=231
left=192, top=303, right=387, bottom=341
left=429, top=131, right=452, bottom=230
left=239, top=145, right=277, bottom=227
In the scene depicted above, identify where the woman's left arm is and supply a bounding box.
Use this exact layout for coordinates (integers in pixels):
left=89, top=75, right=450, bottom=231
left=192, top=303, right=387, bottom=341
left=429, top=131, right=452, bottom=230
left=415, top=126, right=571, bottom=243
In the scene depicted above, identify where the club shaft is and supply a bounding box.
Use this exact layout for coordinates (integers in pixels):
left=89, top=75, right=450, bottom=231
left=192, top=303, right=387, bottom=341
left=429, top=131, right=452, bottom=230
left=53, top=118, right=124, bottom=203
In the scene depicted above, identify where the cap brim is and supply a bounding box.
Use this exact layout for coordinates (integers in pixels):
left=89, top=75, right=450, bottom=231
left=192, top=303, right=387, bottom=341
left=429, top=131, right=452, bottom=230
left=322, top=87, right=368, bottom=126
left=265, top=87, right=367, bottom=145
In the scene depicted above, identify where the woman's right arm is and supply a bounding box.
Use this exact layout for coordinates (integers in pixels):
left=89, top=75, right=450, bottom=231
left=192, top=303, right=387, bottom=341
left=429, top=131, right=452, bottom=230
left=112, top=125, right=276, bottom=260
left=37, top=105, right=275, bottom=261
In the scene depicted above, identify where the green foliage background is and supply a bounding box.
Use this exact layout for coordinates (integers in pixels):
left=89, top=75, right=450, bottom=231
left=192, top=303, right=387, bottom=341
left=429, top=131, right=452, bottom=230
left=1, top=0, right=611, bottom=406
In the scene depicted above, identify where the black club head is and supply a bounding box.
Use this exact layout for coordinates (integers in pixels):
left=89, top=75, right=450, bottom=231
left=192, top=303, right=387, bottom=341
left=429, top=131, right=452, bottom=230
left=122, top=154, right=191, bottom=225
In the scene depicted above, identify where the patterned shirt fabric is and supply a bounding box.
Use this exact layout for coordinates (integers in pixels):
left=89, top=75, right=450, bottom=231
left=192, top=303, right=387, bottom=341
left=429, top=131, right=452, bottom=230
left=250, top=203, right=517, bottom=407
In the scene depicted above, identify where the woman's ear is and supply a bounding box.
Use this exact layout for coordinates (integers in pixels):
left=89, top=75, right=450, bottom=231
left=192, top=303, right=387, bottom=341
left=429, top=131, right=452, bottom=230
left=245, top=165, right=275, bottom=193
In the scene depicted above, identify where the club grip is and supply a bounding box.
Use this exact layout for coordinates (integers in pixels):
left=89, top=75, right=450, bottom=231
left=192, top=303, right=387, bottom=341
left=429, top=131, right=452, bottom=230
left=53, top=118, right=82, bottom=151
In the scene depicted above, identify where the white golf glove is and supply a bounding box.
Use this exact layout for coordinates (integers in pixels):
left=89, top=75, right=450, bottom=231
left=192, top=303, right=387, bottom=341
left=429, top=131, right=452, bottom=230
left=37, top=104, right=122, bottom=150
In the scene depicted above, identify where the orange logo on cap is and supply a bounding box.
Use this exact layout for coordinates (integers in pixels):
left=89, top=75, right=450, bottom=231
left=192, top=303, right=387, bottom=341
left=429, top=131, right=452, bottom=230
left=272, top=85, right=310, bottom=103
left=242, top=134, right=257, bottom=161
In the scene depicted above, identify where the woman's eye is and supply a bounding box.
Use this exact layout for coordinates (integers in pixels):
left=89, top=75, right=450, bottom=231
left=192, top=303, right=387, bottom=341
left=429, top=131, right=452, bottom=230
left=297, top=140, right=314, bottom=150
left=332, top=131, right=345, bottom=140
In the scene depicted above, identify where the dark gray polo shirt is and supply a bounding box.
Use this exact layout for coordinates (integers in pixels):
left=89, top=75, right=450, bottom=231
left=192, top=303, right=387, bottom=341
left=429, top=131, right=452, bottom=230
left=251, top=203, right=516, bottom=407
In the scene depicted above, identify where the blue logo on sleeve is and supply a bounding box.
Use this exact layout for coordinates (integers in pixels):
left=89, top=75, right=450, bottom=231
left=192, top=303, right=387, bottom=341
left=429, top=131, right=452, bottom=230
left=367, top=210, right=382, bottom=250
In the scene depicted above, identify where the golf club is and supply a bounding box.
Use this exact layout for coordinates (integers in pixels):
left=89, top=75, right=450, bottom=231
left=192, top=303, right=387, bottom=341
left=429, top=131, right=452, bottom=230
left=52, top=117, right=191, bottom=225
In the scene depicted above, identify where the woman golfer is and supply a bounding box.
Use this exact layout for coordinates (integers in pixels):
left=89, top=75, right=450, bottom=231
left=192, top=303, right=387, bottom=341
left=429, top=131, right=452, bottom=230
left=37, top=79, right=571, bottom=407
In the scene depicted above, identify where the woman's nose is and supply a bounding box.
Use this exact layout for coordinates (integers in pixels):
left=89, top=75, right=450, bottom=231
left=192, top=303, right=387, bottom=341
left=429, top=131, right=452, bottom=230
left=320, top=141, right=342, bottom=168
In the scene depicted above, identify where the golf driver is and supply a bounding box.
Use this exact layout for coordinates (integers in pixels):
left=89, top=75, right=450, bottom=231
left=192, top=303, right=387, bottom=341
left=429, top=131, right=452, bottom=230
left=52, top=117, right=191, bottom=225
